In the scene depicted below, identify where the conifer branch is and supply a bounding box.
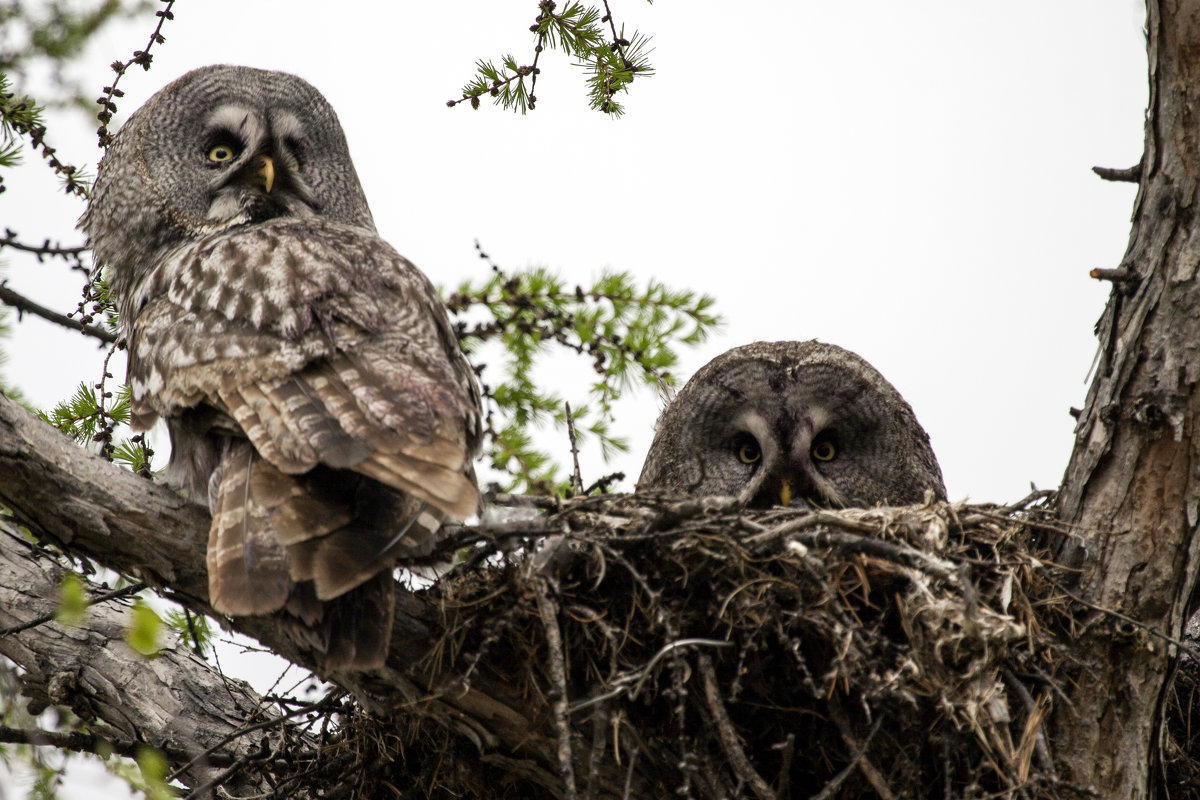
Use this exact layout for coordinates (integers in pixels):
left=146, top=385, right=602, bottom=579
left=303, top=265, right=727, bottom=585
left=0, top=76, right=89, bottom=197
left=95, top=0, right=177, bottom=148
left=444, top=240, right=720, bottom=492
left=448, top=1, right=654, bottom=115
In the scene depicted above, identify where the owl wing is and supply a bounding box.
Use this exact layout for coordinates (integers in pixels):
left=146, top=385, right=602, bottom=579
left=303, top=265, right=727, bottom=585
left=124, top=218, right=479, bottom=669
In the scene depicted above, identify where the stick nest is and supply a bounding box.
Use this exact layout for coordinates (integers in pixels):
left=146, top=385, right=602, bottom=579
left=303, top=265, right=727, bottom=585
left=334, top=492, right=1200, bottom=799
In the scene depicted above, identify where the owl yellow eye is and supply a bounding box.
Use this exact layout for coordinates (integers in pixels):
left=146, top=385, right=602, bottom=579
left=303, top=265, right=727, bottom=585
left=207, top=144, right=238, bottom=163
left=812, top=440, right=836, bottom=462
left=737, top=442, right=761, bottom=464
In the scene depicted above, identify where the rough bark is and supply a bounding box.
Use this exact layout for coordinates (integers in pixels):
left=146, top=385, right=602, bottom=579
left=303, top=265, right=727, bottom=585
left=1055, top=1, right=1200, bottom=795
left=0, top=531, right=294, bottom=796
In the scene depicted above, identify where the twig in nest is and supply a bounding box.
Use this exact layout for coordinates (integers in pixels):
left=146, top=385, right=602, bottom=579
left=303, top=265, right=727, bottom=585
left=565, top=401, right=584, bottom=496
left=826, top=698, right=897, bottom=800
left=584, top=705, right=609, bottom=800
left=621, top=744, right=639, bottom=800
left=753, top=518, right=959, bottom=582
left=486, top=491, right=562, bottom=510
left=536, top=576, right=579, bottom=800
left=640, top=493, right=744, bottom=532
left=181, top=744, right=264, bottom=800
left=583, top=471, right=625, bottom=495
left=570, top=638, right=733, bottom=713
left=774, top=733, right=794, bottom=799
left=165, top=695, right=333, bottom=786
left=993, top=488, right=1056, bottom=515
left=697, top=653, right=776, bottom=800
left=809, top=717, right=885, bottom=800
left=1004, top=669, right=1055, bottom=782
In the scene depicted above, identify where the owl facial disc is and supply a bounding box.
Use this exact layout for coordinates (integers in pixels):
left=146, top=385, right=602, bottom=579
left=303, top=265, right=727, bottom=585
left=638, top=340, right=946, bottom=509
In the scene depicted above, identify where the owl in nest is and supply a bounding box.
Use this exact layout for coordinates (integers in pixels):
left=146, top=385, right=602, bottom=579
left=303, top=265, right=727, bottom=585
left=638, top=341, right=944, bottom=507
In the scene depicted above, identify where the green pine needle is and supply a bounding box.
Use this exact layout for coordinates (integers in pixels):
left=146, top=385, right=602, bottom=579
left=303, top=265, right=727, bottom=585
left=450, top=2, right=655, bottom=116
left=446, top=256, right=721, bottom=494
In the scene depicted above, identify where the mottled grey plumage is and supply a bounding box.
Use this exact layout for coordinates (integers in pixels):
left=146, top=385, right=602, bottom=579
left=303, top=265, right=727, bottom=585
left=638, top=341, right=944, bottom=508
left=81, top=65, right=481, bottom=670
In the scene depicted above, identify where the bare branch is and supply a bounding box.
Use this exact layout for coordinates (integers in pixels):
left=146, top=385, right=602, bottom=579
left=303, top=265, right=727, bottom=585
left=0, top=230, right=88, bottom=264
left=94, top=0, right=178, bottom=148
left=1089, top=267, right=1136, bottom=284
left=1092, top=162, right=1143, bottom=182
left=0, top=283, right=117, bottom=343
left=565, top=401, right=584, bottom=496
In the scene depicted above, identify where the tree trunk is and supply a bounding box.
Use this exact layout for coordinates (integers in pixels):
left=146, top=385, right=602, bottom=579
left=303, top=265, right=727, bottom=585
left=1055, top=1, right=1200, bottom=795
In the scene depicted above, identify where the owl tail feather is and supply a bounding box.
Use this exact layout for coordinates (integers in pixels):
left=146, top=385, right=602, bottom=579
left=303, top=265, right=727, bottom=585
left=207, top=440, right=420, bottom=671
left=208, top=440, right=293, bottom=616
left=284, top=575, right=394, bottom=671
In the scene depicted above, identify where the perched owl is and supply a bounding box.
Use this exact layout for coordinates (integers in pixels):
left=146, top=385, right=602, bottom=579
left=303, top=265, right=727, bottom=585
left=638, top=341, right=945, bottom=507
left=81, top=65, right=481, bottom=670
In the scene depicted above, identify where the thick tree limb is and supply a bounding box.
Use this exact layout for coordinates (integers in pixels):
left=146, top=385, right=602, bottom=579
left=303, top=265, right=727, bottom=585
left=0, top=531, right=290, bottom=796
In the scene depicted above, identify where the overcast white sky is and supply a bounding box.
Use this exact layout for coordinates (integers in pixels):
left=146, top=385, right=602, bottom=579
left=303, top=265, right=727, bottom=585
left=0, top=1, right=1148, bottom=796
left=3, top=0, right=1149, bottom=503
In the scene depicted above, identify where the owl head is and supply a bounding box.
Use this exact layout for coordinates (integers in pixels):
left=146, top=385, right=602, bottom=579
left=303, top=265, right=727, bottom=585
left=81, top=65, right=374, bottom=308
left=637, top=340, right=946, bottom=508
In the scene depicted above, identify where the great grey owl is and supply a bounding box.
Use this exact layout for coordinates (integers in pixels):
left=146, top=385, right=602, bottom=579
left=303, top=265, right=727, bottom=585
left=81, top=65, right=481, bottom=671
left=638, top=341, right=945, bottom=507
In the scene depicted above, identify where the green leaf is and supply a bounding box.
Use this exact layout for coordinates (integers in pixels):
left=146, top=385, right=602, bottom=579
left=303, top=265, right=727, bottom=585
left=55, top=573, right=87, bottom=627
left=125, top=599, right=164, bottom=657
left=135, top=746, right=172, bottom=800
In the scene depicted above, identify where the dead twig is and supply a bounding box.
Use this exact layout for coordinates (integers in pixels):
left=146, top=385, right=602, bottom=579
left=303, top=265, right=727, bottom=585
left=808, top=717, right=884, bottom=800
left=698, top=653, right=775, bottom=800
left=0, top=284, right=117, bottom=343
left=826, top=698, right=897, bottom=800
left=536, top=576, right=579, bottom=800
left=565, top=401, right=584, bottom=497
left=1092, top=162, right=1142, bottom=182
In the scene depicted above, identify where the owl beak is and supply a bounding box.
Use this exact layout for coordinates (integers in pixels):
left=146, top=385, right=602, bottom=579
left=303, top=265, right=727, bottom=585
left=779, top=477, right=794, bottom=507
left=256, top=156, right=276, bottom=193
